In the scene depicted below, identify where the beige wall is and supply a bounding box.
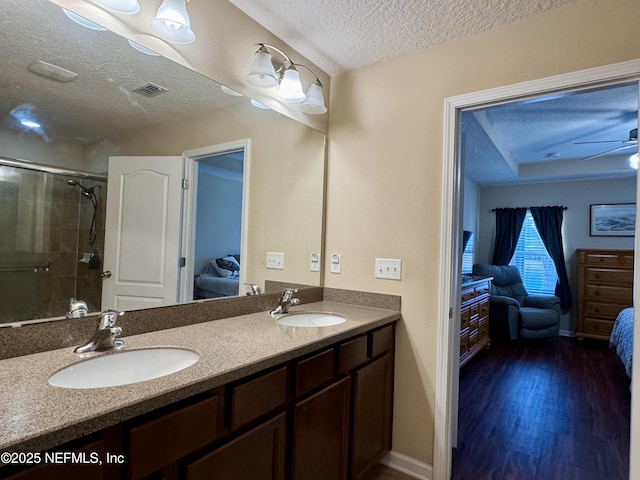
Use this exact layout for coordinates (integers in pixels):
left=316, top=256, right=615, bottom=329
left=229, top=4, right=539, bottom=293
left=326, top=0, right=640, bottom=466
left=88, top=101, right=325, bottom=290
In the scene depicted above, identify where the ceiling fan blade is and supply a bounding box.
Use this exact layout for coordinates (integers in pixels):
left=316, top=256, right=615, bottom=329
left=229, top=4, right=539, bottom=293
left=574, top=139, right=636, bottom=145
left=581, top=144, right=636, bottom=161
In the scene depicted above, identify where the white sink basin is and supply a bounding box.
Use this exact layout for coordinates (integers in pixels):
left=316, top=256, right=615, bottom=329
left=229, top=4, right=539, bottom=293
left=48, top=347, right=199, bottom=389
left=276, top=312, right=347, bottom=327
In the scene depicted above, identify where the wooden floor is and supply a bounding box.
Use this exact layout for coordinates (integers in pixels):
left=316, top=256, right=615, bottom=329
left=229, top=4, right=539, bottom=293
left=452, top=336, right=631, bottom=480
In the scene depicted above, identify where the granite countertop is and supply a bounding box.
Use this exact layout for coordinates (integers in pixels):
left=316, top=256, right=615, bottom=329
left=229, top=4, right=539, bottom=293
left=0, top=301, right=399, bottom=454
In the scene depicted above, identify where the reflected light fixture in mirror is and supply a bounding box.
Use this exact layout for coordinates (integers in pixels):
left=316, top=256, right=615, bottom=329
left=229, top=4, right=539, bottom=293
left=246, top=43, right=327, bottom=115
left=630, top=153, right=639, bottom=169
left=93, top=0, right=140, bottom=14
left=150, top=0, right=196, bottom=44
left=63, top=9, right=107, bottom=30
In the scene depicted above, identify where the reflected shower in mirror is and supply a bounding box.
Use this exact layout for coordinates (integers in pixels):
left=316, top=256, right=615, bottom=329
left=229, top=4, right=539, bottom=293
left=0, top=0, right=326, bottom=327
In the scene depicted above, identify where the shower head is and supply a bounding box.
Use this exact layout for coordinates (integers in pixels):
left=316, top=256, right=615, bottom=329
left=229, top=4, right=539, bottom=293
left=67, top=179, right=95, bottom=198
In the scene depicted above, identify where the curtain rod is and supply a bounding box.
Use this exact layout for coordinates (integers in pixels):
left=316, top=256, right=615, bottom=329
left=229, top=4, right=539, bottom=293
left=491, top=206, right=568, bottom=212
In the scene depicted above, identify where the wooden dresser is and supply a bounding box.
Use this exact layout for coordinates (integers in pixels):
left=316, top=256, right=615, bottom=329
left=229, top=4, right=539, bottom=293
left=460, top=276, right=491, bottom=367
left=577, top=248, right=634, bottom=341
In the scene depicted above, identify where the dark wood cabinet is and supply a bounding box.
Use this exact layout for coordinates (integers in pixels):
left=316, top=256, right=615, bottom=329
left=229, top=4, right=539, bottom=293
left=292, top=377, right=351, bottom=480
left=460, top=277, right=491, bottom=366
left=187, top=413, right=286, bottom=480
left=351, top=353, right=394, bottom=480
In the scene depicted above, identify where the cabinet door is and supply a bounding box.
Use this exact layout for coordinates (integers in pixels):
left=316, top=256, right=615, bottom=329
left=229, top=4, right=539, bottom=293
left=187, top=413, right=286, bottom=480
left=292, top=377, right=351, bottom=480
left=351, top=353, right=394, bottom=480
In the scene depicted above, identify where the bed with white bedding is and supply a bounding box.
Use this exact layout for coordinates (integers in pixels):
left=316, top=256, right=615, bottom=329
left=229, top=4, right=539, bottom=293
left=194, top=256, right=240, bottom=299
left=609, top=307, right=633, bottom=379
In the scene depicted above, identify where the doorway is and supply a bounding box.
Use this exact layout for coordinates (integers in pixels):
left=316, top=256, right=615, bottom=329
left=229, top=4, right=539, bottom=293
left=433, top=60, right=640, bottom=480
left=181, top=140, right=250, bottom=302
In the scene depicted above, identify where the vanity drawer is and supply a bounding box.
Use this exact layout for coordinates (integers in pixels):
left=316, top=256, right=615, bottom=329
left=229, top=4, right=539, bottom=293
left=128, top=395, right=218, bottom=480
left=338, top=335, right=368, bottom=374
left=296, top=348, right=335, bottom=396
left=370, top=324, right=394, bottom=358
left=230, top=366, right=287, bottom=429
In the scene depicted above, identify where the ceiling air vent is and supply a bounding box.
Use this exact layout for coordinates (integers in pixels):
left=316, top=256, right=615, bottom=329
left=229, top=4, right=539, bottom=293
left=132, top=82, right=167, bottom=97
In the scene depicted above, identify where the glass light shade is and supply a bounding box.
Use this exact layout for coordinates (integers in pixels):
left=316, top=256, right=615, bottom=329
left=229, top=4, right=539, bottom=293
left=630, top=153, right=639, bottom=170
left=63, top=9, right=107, bottom=30
left=300, top=82, right=327, bottom=114
left=128, top=40, right=161, bottom=56
left=150, top=0, right=195, bottom=44
left=93, top=0, right=140, bottom=14
left=250, top=99, right=271, bottom=110
left=246, top=50, right=278, bottom=87
left=277, top=67, right=306, bottom=103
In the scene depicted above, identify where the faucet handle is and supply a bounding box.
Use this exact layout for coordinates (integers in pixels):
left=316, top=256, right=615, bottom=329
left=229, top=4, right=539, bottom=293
left=98, top=309, right=125, bottom=329
left=281, top=288, right=298, bottom=301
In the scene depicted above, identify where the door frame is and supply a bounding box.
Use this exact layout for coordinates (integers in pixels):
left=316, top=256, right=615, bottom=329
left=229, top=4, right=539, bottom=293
left=434, top=59, right=640, bottom=480
left=180, top=139, right=251, bottom=302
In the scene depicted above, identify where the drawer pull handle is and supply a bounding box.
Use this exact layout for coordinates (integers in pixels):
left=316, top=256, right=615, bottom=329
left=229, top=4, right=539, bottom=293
left=595, top=291, right=600, bottom=296
left=595, top=274, right=601, bottom=279
left=594, top=308, right=600, bottom=313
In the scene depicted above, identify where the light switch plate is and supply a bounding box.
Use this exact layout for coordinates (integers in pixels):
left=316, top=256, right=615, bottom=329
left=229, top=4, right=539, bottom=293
left=310, top=252, right=320, bottom=272
left=266, top=252, right=284, bottom=270
left=375, top=258, right=402, bottom=280
left=330, top=254, right=341, bottom=273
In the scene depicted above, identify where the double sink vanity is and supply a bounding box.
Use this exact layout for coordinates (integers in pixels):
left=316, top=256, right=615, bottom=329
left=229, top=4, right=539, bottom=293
left=0, top=291, right=400, bottom=480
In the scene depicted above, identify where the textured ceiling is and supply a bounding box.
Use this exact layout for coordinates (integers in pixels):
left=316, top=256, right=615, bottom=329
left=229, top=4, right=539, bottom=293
left=0, top=0, right=244, bottom=147
left=229, top=0, right=588, bottom=76
left=462, top=83, right=639, bottom=185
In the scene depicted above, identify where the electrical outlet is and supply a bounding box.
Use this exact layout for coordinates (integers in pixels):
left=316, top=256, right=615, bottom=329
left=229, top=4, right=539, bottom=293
left=266, top=252, right=284, bottom=270
left=310, top=252, right=320, bottom=272
left=375, top=258, right=402, bottom=280
left=330, top=254, right=341, bottom=273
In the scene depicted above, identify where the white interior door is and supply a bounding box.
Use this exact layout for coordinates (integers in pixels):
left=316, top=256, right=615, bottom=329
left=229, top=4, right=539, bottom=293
left=102, top=155, right=184, bottom=311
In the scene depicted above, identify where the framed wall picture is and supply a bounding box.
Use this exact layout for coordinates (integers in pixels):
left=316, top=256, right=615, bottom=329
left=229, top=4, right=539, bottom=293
left=590, top=203, right=636, bottom=236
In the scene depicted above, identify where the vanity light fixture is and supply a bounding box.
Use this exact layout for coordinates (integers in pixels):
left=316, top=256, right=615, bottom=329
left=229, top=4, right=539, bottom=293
left=630, top=153, right=639, bottom=170
left=246, top=43, right=327, bottom=115
left=92, top=0, right=140, bottom=14
left=128, top=40, right=161, bottom=56
left=150, top=0, right=196, bottom=44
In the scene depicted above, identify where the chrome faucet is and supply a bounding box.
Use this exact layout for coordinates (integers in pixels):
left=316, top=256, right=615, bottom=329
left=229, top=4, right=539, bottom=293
left=245, top=283, right=262, bottom=295
left=270, top=288, right=300, bottom=315
left=66, top=298, right=88, bottom=319
left=74, top=310, right=125, bottom=353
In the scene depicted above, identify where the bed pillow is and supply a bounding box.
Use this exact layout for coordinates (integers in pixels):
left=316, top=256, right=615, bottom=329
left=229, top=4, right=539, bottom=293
left=212, top=256, right=240, bottom=278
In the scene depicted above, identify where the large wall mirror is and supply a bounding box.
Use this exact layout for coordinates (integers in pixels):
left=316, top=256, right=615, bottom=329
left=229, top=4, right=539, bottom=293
left=0, top=0, right=326, bottom=326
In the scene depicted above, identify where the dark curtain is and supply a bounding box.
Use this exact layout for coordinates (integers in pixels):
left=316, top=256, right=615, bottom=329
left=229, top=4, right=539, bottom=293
left=491, top=208, right=527, bottom=265
left=530, top=206, right=572, bottom=310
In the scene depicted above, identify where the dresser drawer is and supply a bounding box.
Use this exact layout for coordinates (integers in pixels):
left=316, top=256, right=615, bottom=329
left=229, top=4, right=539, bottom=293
left=584, top=301, right=629, bottom=319
left=585, top=268, right=633, bottom=285
left=460, top=328, right=469, bottom=356
left=468, top=329, right=478, bottom=350
left=230, top=367, right=287, bottom=429
left=582, top=252, right=626, bottom=266
left=478, top=298, right=489, bottom=318
left=460, top=308, right=470, bottom=329
left=584, top=317, right=615, bottom=336
left=585, top=285, right=633, bottom=303
left=478, top=317, right=489, bottom=340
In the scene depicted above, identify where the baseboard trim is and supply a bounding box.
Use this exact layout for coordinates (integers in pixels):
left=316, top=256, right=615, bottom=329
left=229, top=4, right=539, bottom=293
left=380, top=450, right=432, bottom=480
left=559, top=329, right=575, bottom=338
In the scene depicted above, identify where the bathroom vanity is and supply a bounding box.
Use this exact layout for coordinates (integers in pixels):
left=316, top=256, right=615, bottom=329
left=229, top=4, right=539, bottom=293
left=0, top=301, right=398, bottom=480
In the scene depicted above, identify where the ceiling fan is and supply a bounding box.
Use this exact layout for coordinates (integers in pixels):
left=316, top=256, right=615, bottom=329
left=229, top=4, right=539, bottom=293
left=575, top=127, right=638, bottom=161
